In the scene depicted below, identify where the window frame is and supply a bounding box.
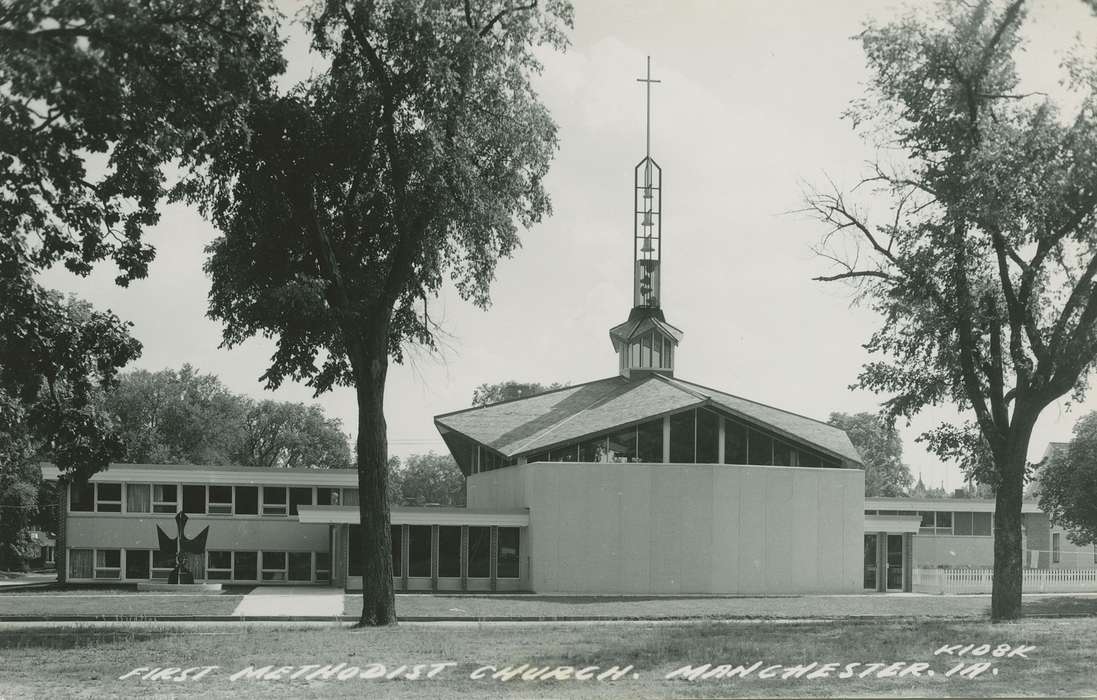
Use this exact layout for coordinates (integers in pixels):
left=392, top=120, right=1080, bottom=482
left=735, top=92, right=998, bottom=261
left=95, top=483, right=123, bottom=512
left=153, top=484, right=179, bottom=514
left=207, top=485, right=234, bottom=516
left=262, top=487, right=289, bottom=516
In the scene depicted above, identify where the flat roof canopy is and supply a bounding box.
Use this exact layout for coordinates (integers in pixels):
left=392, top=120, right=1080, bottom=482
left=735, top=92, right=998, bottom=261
left=297, top=505, right=529, bottom=527
left=864, top=515, right=921, bottom=534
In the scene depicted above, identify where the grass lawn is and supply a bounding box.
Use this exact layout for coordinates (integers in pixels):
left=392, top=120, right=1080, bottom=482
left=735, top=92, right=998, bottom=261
left=0, top=617, right=1092, bottom=698
left=0, top=587, right=248, bottom=617
left=346, top=592, right=1097, bottom=620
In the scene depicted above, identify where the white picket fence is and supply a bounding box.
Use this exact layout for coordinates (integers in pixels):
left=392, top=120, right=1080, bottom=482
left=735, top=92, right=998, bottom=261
left=913, top=567, right=1097, bottom=594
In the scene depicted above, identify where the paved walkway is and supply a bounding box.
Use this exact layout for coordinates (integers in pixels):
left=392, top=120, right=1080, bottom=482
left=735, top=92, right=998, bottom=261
left=231, top=586, right=343, bottom=617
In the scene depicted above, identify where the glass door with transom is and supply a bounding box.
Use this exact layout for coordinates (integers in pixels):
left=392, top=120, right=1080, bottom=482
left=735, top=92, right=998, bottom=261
left=885, top=534, right=904, bottom=591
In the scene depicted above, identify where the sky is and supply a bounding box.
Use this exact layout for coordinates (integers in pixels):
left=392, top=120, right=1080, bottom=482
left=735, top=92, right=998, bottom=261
left=38, top=0, right=1097, bottom=490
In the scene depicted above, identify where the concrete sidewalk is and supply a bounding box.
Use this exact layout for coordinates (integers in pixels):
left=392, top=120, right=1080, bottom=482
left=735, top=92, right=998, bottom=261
left=232, top=586, right=343, bottom=617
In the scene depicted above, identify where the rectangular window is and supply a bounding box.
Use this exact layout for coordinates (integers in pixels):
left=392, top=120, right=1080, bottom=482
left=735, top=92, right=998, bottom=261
left=316, top=487, right=339, bottom=506
left=636, top=419, right=664, bottom=462
left=235, top=486, right=258, bottom=515
left=182, top=485, right=205, bottom=514
left=288, top=552, right=312, bottom=581
left=606, top=427, right=637, bottom=462
left=773, top=441, right=792, bottom=466
left=498, top=527, right=520, bottom=579
left=579, top=436, right=606, bottom=462
left=94, top=549, right=121, bottom=579
left=342, top=488, right=359, bottom=507
left=954, top=511, right=973, bottom=536
left=153, top=484, right=177, bottom=513
left=936, top=511, right=952, bottom=534
left=408, top=525, right=432, bottom=578
left=207, top=551, right=232, bottom=580
left=289, top=487, right=313, bottom=516
left=95, top=483, right=122, bottom=512
left=1053, top=533, right=1061, bottom=563
left=797, top=450, right=823, bottom=468
left=748, top=429, right=773, bottom=465
left=972, top=512, right=992, bottom=536
left=208, top=485, right=233, bottom=515
left=234, top=551, right=258, bottom=581
left=641, top=333, right=652, bottom=367
left=468, top=526, right=491, bottom=578
left=919, top=511, right=935, bottom=533
left=651, top=332, right=662, bottom=367
left=69, top=548, right=93, bottom=578
left=391, top=525, right=402, bottom=577
left=261, top=551, right=287, bottom=581
left=262, top=487, right=288, bottom=516
left=126, top=484, right=151, bottom=513
left=438, top=526, right=461, bottom=578
left=70, top=483, right=94, bottom=512
left=316, top=552, right=331, bottom=583
left=696, top=410, right=720, bottom=464
left=669, top=410, right=696, bottom=463
left=549, top=445, right=578, bottom=462
left=152, top=549, right=175, bottom=579
left=125, top=549, right=151, bottom=580
left=723, top=420, right=748, bottom=464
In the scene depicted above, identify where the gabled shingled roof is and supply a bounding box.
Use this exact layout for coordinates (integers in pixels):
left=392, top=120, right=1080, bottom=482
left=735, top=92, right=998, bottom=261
left=434, top=374, right=862, bottom=465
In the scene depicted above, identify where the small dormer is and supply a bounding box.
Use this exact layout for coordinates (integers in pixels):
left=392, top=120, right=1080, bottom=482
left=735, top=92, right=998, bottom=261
left=610, top=306, right=682, bottom=379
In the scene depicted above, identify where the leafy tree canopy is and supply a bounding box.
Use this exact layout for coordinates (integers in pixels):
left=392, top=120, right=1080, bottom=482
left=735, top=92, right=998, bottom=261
left=104, top=365, right=352, bottom=469
left=828, top=412, right=913, bottom=497
left=388, top=452, right=465, bottom=506
left=471, top=380, right=567, bottom=407
left=1036, top=413, right=1097, bottom=545
left=805, top=0, right=1097, bottom=620
left=197, top=0, right=573, bottom=626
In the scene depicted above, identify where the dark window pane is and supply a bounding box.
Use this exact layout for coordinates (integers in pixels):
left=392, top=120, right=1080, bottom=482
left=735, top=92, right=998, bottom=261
left=209, top=486, right=232, bottom=503
left=70, top=483, right=94, bottom=512
left=262, top=551, right=287, bottom=580
left=316, top=487, right=338, bottom=506
left=606, top=427, right=636, bottom=462
left=438, top=526, right=461, bottom=578
left=182, top=485, right=205, bottom=514
left=234, top=551, right=258, bottom=581
left=798, top=450, right=822, bottom=468
left=498, top=528, right=520, bottom=579
left=97, top=483, right=121, bottom=501
left=288, top=552, right=311, bottom=581
left=724, top=421, right=748, bottom=464
left=408, top=525, right=431, bottom=578
left=936, top=511, right=952, bottom=529
left=468, top=527, right=491, bottom=578
left=954, top=511, right=973, bottom=536
left=579, top=436, right=605, bottom=462
left=125, top=550, right=150, bottom=579
left=153, top=548, right=176, bottom=570
left=289, top=487, right=313, bottom=516
left=550, top=445, right=577, bottom=462
left=316, top=552, right=331, bottom=579
left=349, top=525, right=363, bottom=577
left=153, top=484, right=177, bottom=513
left=527, top=452, right=550, bottom=463
left=236, top=486, right=258, bottom=515
left=773, top=441, right=792, bottom=466
left=636, top=419, right=664, bottom=462
left=821, top=457, right=841, bottom=469
left=208, top=551, right=232, bottom=569
left=973, top=512, right=992, bottom=536
left=697, top=410, right=719, bottom=464
left=669, top=410, right=696, bottom=463
left=391, top=525, right=402, bottom=577
left=748, top=429, right=773, bottom=465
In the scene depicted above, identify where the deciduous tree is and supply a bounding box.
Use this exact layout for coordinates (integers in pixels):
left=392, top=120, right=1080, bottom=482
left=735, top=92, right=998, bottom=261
left=805, top=0, right=1097, bottom=620
left=827, top=412, right=913, bottom=497
left=1035, top=412, right=1097, bottom=545
left=200, top=0, right=572, bottom=625
left=391, top=452, right=465, bottom=506
left=471, top=380, right=566, bottom=407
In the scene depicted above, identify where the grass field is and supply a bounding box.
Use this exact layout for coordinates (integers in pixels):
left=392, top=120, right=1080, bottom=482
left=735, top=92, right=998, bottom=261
left=0, top=617, right=1092, bottom=698
left=0, top=589, right=247, bottom=616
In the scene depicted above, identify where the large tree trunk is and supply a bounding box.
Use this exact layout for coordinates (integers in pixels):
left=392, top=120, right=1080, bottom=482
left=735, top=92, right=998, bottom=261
left=990, top=415, right=1034, bottom=622
left=353, top=344, right=397, bottom=627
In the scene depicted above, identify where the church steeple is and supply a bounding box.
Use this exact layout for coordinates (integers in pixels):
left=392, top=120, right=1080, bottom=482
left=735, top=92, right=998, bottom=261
left=610, top=57, right=683, bottom=379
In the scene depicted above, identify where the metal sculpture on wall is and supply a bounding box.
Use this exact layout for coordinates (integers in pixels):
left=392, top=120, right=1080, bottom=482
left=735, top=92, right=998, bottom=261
left=156, top=511, right=210, bottom=584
